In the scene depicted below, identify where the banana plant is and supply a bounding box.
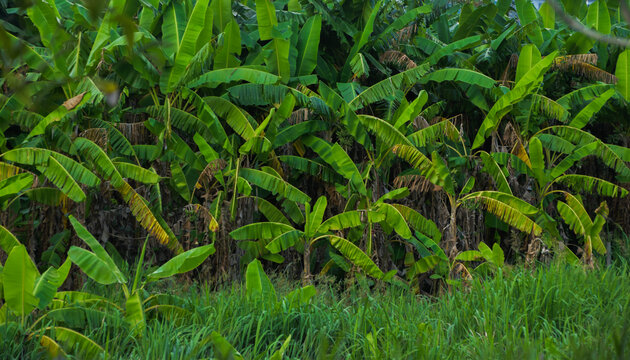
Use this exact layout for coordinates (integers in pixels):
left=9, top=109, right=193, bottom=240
left=65, top=215, right=215, bottom=336
left=455, top=241, right=505, bottom=275
left=282, top=117, right=442, bottom=277
left=360, top=113, right=541, bottom=260
left=0, top=226, right=71, bottom=325
left=0, top=147, right=100, bottom=208
left=0, top=225, right=97, bottom=359
left=231, top=195, right=390, bottom=283
left=492, top=130, right=629, bottom=265
left=473, top=50, right=559, bottom=149
left=402, top=235, right=506, bottom=290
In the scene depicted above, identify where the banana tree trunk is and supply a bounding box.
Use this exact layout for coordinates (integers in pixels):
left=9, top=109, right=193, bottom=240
left=303, top=243, right=311, bottom=285
left=447, top=197, right=459, bottom=260
left=584, top=238, right=593, bottom=268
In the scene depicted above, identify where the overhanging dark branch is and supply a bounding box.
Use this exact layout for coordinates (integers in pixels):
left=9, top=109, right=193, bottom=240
left=547, top=0, right=630, bottom=48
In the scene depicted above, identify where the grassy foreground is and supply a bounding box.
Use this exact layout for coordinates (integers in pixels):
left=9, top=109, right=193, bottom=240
left=3, top=264, right=630, bottom=359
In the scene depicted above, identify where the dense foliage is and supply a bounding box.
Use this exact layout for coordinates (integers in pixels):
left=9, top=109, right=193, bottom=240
left=2, top=0, right=630, bottom=357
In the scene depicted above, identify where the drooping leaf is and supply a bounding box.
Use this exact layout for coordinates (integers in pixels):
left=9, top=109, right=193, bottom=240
left=473, top=52, right=558, bottom=149
left=68, top=215, right=127, bottom=284
left=376, top=203, right=412, bottom=239
left=115, top=162, right=160, bottom=184
left=251, top=196, right=291, bottom=225
left=146, top=244, right=215, bottom=281
left=42, top=156, right=86, bottom=202
left=408, top=255, right=441, bottom=277
left=554, top=174, right=628, bottom=198
left=67, top=247, right=119, bottom=285
left=302, top=136, right=367, bottom=197
left=391, top=204, right=441, bottom=242
left=426, top=35, right=483, bottom=65
left=188, top=68, right=279, bottom=88
left=0, top=173, right=34, bottom=200
left=2, top=148, right=100, bottom=187
left=37, top=335, right=66, bottom=359
left=418, top=68, right=495, bottom=89
left=75, top=139, right=181, bottom=252
left=480, top=152, right=512, bottom=194
left=349, top=63, right=431, bottom=110
left=266, top=230, right=303, bottom=253
left=358, top=115, right=415, bottom=150
left=340, top=1, right=382, bottom=81
left=462, top=191, right=541, bottom=235
left=0, top=225, right=20, bottom=255
left=557, top=84, right=614, bottom=109
left=53, top=326, right=107, bottom=359
left=455, top=250, right=483, bottom=262
left=230, top=222, right=295, bottom=241
left=318, top=211, right=363, bottom=233
left=204, top=97, right=255, bottom=141
left=329, top=236, right=385, bottom=279
left=569, top=88, right=616, bottom=129
left=273, top=121, right=328, bottom=148
left=33, top=266, right=61, bottom=309
left=239, top=168, right=310, bottom=204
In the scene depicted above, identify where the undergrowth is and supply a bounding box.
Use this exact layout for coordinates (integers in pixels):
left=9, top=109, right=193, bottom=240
left=3, top=263, right=630, bottom=359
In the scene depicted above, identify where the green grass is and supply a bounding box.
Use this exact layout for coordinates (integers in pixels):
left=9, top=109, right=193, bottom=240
left=3, top=264, right=630, bottom=359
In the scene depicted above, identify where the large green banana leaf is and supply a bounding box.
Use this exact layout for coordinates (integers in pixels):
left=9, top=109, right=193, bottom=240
left=569, top=88, right=616, bottom=129
left=188, top=68, right=279, bottom=88
left=146, top=244, right=216, bottom=282
left=306, top=196, right=327, bottom=238
left=256, top=0, right=278, bottom=41
left=329, top=236, right=384, bottom=279
left=53, top=326, right=107, bottom=359
left=616, top=49, right=630, bottom=101
left=302, top=136, right=368, bottom=196
left=239, top=167, right=310, bottom=204
left=473, top=51, right=558, bottom=149
left=125, top=292, right=145, bottom=336
left=164, top=0, right=210, bottom=92
left=246, top=259, right=276, bottom=303
left=68, top=215, right=127, bottom=284
left=295, top=15, right=322, bottom=76
left=3, top=245, right=39, bottom=316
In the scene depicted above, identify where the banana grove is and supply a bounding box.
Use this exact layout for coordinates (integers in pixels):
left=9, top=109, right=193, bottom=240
left=1, top=0, right=630, bottom=355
